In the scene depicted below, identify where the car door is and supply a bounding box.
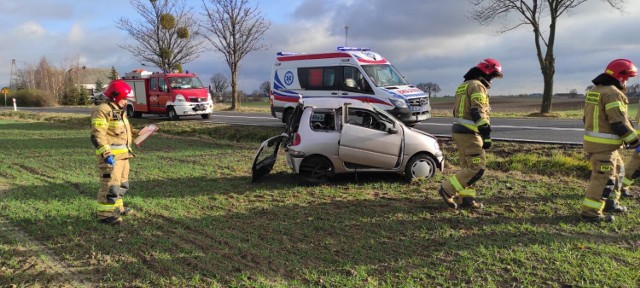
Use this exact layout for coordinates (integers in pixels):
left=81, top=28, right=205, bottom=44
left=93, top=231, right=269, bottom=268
left=338, top=107, right=403, bottom=169
left=251, top=134, right=286, bottom=183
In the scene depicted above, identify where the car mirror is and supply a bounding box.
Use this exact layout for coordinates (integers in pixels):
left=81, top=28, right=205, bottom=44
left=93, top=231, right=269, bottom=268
left=387, top=127, right=398, bottom=134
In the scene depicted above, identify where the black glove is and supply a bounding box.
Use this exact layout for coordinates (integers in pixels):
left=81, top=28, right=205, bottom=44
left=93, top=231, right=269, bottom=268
left=626, top=137, right=640, bottom=149
left=478, top=124, right=491, bottom=149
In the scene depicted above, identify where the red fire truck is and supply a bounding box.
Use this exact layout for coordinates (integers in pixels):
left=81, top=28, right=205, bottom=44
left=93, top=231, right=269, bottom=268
left=122, top=69, right=213, bottom=120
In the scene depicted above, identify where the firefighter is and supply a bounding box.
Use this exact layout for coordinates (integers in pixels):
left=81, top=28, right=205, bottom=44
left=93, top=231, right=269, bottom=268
left=91, top=80, right=138, bottom=225
left=621, top=104, right=640, bottom=198
left=437, top=58, right=503, bottom=209
left=582, top=59, right=638, bottom=223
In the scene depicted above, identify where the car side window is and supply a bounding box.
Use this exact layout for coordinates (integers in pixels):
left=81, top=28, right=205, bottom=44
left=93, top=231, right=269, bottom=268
left=346, top=108, right=386, bottom=131
left=310, top=110, right=336, bottom=131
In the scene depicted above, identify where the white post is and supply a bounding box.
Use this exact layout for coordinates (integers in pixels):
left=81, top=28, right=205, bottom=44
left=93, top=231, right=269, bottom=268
left=13, top=98, right=16, bottom=111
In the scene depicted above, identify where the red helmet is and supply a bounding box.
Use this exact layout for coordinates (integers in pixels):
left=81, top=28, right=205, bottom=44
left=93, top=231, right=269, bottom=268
left=476, top=58, right=503, bottom=78
left=605, top=59, right=638, bottom=85
left=104, top=80, right=132, bottom=102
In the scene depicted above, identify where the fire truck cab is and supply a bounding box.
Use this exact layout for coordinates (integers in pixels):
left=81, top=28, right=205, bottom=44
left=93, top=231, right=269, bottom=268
left=123, top=69, right=213, bottom=120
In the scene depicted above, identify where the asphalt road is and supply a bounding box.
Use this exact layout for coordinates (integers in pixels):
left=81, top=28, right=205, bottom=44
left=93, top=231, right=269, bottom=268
left=1, top=106, right=584, bottom=145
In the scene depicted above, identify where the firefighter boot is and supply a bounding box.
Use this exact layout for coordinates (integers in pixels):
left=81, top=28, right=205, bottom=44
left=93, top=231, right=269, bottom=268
left=437, top=186, right=458, bottom=209
left=118, top=207, right=134, bottom=216
left=603, top=199, right=628, bottom=213
left=621, top=188, right=636, bottom=198
left=459, top=197, right=484, bottom=209
left=98, top=216, right=123, bottom=225
left=581, top=214, right=615, bottom=223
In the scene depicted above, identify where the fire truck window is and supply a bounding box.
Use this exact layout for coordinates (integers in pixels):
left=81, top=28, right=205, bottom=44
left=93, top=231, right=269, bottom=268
left=159, top=78, right=168, bottom=92
left=150, top=78, right=158, bottom=91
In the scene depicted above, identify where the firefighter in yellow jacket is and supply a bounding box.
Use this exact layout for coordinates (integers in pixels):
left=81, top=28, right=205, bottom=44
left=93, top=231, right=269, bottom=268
left=437, top=59, right=503, bottom=209
left=582, top=59, right=638, bottom=223
left=91, top=80, right=138, bottom=225
left=621, top=104, right=640, bottom=198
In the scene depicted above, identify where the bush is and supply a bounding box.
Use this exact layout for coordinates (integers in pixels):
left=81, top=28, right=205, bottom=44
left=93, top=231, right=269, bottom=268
left=9, top=89, right=57, bottom=107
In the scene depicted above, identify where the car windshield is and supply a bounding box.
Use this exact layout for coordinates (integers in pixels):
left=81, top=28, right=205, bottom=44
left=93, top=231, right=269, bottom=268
left=169, top=77, right=205, bottom=89
left=361, top=64, right=408, bottom=87
left=372, top=105, right=402, bottom=127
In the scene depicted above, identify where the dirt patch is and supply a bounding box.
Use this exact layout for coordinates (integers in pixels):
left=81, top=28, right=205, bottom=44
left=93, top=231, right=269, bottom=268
left=0, top=186, right=94, bottom=287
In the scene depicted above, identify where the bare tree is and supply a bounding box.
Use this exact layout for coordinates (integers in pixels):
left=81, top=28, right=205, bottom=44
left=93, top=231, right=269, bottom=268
left=417, top=82, right=442, bottom=98
left=117, top=0, right=206, bottom=72
left=210, top=73, right=230, bottom=102
left=200, top=0, right=270, bottom=110
left=470, top=0, right=625, bottom=114
left=258, top=80, right=270, bottom=96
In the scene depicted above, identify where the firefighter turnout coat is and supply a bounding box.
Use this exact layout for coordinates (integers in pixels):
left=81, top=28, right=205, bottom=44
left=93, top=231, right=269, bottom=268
left=582, top=85, right=637, bottom=216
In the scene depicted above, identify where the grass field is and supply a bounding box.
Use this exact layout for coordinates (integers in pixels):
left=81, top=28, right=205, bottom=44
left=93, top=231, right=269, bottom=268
left=1, top=111, right=639, bottom=287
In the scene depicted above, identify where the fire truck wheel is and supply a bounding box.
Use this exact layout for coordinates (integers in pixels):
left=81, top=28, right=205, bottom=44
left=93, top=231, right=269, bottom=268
left=126, top=105, right=135, bottom=118
left=168, top=107, right=179, bottom=121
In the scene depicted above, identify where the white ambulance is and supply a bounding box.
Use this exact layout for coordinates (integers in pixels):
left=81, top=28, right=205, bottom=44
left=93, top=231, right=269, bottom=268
left=270, top=47, right=431, bottom=125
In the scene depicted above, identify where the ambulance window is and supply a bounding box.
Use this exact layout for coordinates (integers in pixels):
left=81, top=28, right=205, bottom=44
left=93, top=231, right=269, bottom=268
left=150, top=78, right=158, bottom=91
left=298, top=67, right=338, bottom=90
left=342, top=66, right=372, bottom=93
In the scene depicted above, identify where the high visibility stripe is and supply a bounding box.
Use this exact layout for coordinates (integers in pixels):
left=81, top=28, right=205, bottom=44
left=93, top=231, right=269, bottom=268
left=449, top=176, right=464, bottom=192
left=92, top=119, right=107, bottom=128
left=605, top=101, right=623, bottom=111
left=585, top=131, right=620, bottom=139
left=459, top=189, right=476, bottom=197
left=95, top=144, right=111, bottom=155
left=623, top=177, right=634, bottom=186
left=582, top=198, right=605, bottom=211
left=97, top=203, right=116, bottom=212
left=610, top=191, right=621, bottom=201
left=111, top=148, right=129, bottom=155
left=470, top=93, right=485, bottom=104
left=453, top=119, right=479, bottom=132
left=475, top=119, right=489, bottom=127
left=593, top=106, right=599, bottom=133
left=623, top=131, right=638, bottom=143
left=457, top=84, right=467, bottom=116
left=115, top=199, right=124, bottom=208
left=583, top=135, right=623, bottom=145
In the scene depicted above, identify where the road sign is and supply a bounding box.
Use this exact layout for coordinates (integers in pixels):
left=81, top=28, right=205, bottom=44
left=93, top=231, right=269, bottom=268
left=1, top=88, right=8, bottom=94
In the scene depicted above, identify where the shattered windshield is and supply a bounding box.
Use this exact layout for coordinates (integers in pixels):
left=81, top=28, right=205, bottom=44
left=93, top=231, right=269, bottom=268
left=169, top=77, right=205, bottom=89
left=362, top=64, right=408, bottom=87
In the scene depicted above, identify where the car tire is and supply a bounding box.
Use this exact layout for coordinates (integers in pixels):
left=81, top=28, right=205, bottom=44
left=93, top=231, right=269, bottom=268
left=168, top=107, right=179, bottom=121
left=405, top=153, right=437, bottom=181
left=297, top=155, right=334, bottom=185
left=201, top=113, right=211, bottom=119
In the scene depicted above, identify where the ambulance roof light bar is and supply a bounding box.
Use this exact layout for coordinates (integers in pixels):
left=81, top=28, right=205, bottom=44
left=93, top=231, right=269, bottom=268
left=337, top=46, right=370, bottom=51
left=276, top=52, right=300, bottom=56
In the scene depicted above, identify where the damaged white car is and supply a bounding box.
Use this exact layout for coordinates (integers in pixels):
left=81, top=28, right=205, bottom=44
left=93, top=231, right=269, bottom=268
left=252, top=98, right=444, bottom=184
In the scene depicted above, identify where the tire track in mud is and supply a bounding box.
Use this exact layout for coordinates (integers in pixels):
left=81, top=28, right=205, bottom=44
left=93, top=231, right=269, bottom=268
left=0, top=185, right=96, bottom=287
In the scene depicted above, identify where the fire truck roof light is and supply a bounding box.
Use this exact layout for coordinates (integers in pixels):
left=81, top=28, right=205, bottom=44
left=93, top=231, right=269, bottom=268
left=336, top=46, right=370, bottom=51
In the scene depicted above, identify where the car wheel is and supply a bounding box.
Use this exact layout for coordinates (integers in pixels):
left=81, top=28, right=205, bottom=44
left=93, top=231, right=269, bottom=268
left=298, top=155, right=334, bottom=185
left=133, top=111, right=142, bottom=118
left=168, top=107, right=179, bottom=121
left=126, top=105, right=134, bottom=118
left=201, top=113, right=211, bottom=119
left=405, top=154, right=437, bottom=181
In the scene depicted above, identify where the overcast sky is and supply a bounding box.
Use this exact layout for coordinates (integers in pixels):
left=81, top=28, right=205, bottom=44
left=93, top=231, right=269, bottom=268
left=1, top=0, right=639, bottom=96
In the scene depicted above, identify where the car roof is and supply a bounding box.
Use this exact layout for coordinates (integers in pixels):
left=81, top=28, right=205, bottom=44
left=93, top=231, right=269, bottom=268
left=301, top=98, right=371, bottom=110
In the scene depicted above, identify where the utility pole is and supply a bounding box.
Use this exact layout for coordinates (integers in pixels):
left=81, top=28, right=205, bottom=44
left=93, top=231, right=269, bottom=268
left=344, top=25, right=349, bottom=46
left=9, top=59, right=16, bottom=90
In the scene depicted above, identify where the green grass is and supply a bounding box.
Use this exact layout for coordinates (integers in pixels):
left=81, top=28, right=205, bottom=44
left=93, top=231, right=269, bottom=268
left=1, top=111, right=639, bottom=287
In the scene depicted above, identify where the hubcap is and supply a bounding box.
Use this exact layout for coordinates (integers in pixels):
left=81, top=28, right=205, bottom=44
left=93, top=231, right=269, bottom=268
left=411, top=160, right=433, bottom=178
